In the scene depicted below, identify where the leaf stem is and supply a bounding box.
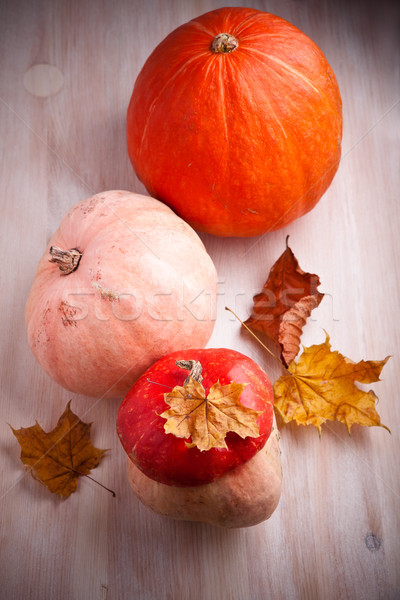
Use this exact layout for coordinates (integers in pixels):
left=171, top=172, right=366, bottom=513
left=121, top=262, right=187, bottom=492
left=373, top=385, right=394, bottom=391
left=72, top=469, right=116, bottom=497
left=225, top=306, right=286, bottom=369
left=146, top=378, right=174, bottom=390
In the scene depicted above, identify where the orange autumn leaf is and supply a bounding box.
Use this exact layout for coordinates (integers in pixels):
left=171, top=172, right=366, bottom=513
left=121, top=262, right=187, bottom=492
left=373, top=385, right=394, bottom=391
left=245, top=237, right=324, bottom=366
left=273, top=335, right=390, bottom=434
left=161, top=378, right=261, bottom=451
left=11, top=401, right=108, bottom=497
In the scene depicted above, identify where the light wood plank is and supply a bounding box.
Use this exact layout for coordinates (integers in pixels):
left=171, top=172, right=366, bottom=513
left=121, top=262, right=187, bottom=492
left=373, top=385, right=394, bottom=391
left=1, top=1, right=399, bottom=599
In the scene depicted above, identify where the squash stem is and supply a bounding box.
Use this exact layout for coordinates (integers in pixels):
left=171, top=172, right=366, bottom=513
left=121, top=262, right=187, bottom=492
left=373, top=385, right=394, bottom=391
left=176, top=360, right=203, bottom=385
left=211, top=33, right=239, bottom=54
left=49, top=246, right=82, bottom=275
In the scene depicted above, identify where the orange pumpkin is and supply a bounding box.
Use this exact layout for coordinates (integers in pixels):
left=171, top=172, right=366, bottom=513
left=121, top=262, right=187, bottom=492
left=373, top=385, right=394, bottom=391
left=25, top=191, right=217, bottom=398
left=127, top=7, right=342, bottom=237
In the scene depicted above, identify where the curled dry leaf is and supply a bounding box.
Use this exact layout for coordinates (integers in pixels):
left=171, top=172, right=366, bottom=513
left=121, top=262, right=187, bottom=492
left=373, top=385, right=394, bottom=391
left=232, top=240, right=390, bottom=435
left=11, top=401, right=108, bottom=497
left=273, top=335, right=390, bottom=434
left=245, top=237, right=324, bottom=366
left=161, top=377, right=261, bottom=451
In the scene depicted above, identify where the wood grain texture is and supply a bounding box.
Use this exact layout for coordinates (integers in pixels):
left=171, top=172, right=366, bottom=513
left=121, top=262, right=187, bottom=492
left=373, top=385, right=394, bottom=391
left=0, top=1, right=399, bottom=599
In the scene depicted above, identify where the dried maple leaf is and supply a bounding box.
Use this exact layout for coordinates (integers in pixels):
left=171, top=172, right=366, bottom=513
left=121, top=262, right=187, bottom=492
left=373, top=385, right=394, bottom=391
left=245, top=237, right=324, bottom=366
left=11, top=401, right=108, bottom=497
left=273, top=335, right=390, bottom=434
left=161, top=378, right=261, bottom=451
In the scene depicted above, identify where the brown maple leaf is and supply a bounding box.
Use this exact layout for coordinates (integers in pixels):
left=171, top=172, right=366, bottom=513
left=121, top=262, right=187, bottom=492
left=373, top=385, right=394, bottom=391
left=245, top=237, right=324, bottom=366
left=273, top=335, right=390, bottom=434
left=161, top=378, right=261, bottom=451
left=11, top=401, right=108, bottom=497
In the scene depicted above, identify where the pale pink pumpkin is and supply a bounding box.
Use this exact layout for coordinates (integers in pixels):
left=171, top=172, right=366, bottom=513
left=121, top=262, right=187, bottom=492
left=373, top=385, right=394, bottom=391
left=25, top=191, right=217, bottom=398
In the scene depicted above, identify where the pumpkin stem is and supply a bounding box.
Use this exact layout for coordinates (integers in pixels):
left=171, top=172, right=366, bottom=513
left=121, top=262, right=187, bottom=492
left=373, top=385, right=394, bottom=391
left=49, top=246, right=82, bottom=275
left=176, top=360, right=203, bottom=385
left=211, top=33, right=239, bottom=54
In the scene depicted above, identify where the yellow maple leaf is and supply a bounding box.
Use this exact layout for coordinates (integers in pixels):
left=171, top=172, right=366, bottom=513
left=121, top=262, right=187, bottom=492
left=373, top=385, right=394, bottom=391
left=273, top=335, right=390, bottom=434
left=161, top=377, right=261, bottom=451
left=11, top=401, right=108, bottom=497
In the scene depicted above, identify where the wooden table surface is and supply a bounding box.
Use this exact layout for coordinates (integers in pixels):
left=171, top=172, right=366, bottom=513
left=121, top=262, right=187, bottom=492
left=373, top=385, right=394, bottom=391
left=1, top=1, right=399, bottom=599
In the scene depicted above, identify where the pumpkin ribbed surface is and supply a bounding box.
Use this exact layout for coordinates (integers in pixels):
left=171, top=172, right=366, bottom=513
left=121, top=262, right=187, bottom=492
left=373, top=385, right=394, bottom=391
left=127, top=7, right=342, bottom=237
left=25, top=191, right=217, bottom=398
